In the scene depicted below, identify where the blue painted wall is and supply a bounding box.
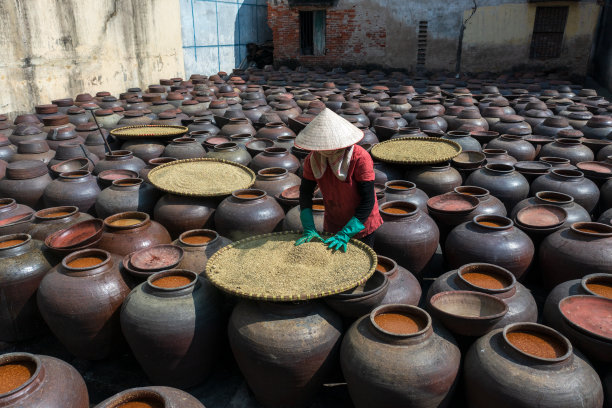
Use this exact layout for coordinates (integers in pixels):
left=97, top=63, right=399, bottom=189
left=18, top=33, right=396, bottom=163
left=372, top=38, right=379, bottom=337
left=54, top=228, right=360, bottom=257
left=180, top=0, right=271, bottom=76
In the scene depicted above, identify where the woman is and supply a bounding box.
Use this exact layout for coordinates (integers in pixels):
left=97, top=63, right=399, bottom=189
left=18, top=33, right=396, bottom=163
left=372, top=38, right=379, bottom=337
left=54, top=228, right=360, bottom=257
left=294, top=108, right=383, bottom=251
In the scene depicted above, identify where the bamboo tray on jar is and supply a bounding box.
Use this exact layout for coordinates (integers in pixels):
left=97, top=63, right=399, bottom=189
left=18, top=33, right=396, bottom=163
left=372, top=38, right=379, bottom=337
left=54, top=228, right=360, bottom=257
left=110, top=125, right=189, bottom=140
left=371, top=137, right=462, bottom=165
left=205, top=231, right=377, bottom=301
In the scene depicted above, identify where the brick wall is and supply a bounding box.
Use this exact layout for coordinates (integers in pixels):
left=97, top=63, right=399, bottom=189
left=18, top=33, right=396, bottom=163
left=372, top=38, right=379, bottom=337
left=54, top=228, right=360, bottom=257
left=267, top=1, right=386, bottom=68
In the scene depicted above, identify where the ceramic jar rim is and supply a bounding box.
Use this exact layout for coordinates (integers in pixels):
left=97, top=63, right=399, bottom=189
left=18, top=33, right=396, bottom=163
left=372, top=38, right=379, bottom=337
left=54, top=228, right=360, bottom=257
left=0, top=233, right=31, bottom=250
left=502, top=322, right=572, bottom=363
left=105, top=150, right=133, bottom=160
left=59, top=170, right=91, bottom=180
left=62, top=248, right=111, bottom=271
left=384, top=180, right=416, bottom=192
left=473, top=214, right=513, bottom=229
left=0, top=198, right=16, bottom=209
left=148, top=157, right=177, bottom=166
left=540, top=156, right=570, bottom=164
left=535, top=191, right=573, bottom=204
left=34, top=206, right=78, bottom=220
left=484, top=163, right=515, bottom=173
left=232, top=188, right=267, bottom=201
left=570, top=222, right=612, bottom=237
left=375, top=255, right=397, bottom=277
left=172, top=137, right=196, bottom=144
left=263, top=147, right=288, bottom=155
left=257, top=167, right=289, bottom=179
left=112, top=178, right=144, bottom=188
left=104, top=211, right=149, bottom=230
left=551, top=168, right=583, bottom=179
left=178, top=229, right=219, bottom=247
left=429, top=290, right=509, bottom=322
left=483, top=148, right=508, bottom=155
left=454, top=185, right=490, bottom=198
left=369, top=304, right=432, bottom=339
left=0, top=352, right=42, bottom=399
left=99, top=388, right=169, bottom=407
left=379, top=200, right=418, bottom=217
left=146, top=269, right=198, bottom=293
left=580, top=273, right=612, bottom=297
left=457, top=263, right=516, bottom=294
left=554, top=138, right=581, bottom=146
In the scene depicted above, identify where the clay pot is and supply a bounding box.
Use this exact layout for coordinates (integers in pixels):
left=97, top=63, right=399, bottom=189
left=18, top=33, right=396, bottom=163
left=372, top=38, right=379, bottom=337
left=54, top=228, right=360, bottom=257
left=282, top=200, right=326, bottom=231
left=0, top=352, right=89, bottom=408
left=540, top=222, right=612, bottom=289
left=380, top=180, right=429, bottom=213
left=250, top=147, right=300, bottom=174
left=466, top=164, right=529, bottom=213
left=220, top=118, right=256, bottom=136
left=229, top=300, right=342, bottom=408
left=0, top=234, right=52, bottom=341
left=163, top=137, right=206, bottom=160
left=26, top=206, right=93, bottom=241
left=341, top=304, right=460, bottom=408
left=539, top=156, right=577, bottom=170
left=442, top=130, right=482, bottom=151
left=93, top=150, right=146, bottom=175
left=454, top=185, right=507, bottom=216
left=37, top=249, right=130, bottom=360
left=445, top=214, right=534, bottom=280
left=427, top=263, right=537, bottom=330
left=139, top=157, right=177, bottom=183
left=539, top=138, right=594, bottom=165
left=486, top=135, right=536, bottom=161
left=0, top=198, right=35, bottom=236
left=173, top=229, right=232, bottom=274
left=42, top=170, right=100, bottom=214
left=405, top=163, right=462, bottom=197
left=533, top=117, right=573, bottom=137
left=45, top=126, right=84, bottom=151
left=98, top=211, right=171, bottom=257
left=483, top=148, right=517, bottom=166
left=0, top=136, right=16, bottom=162
left=188, top=119, right=220, bottom=135
left=121, top=140, right=166, bottom=162
left=117, top=110, right=152, bottom=126
left=11, top=140, right=55, bottom=164
left=253, top=167, right=301, bottom=199
left=0, top=160, right=52, bottom=209
left=93, top=386, right=203, bottom=408
left=491, top=114, right=532, bottom=134
left=95, top=177, right=160, bottom=219
left=511, top=191, right=591, bottom=228
left=121, top=269, right=223, bottom=388
left=256, top=122, right=295, bottom=141
left=153, top=194, right=217, bottom=239
left=464, top=322, right=603, bottom=408
left=530, top=169, right=600, bottom=213
left=373, top=201, right=439, bottom=277
left=376, top=255, right=422, bottom=306
left=214, top=189, right=284, bottom=241
left=325, top=271, right=390, bottom=319
left=581, top=116, right=612, bottom=140
left=9, top=124, right=46, bottom=146
left=206, top=142, right=252, bottom=166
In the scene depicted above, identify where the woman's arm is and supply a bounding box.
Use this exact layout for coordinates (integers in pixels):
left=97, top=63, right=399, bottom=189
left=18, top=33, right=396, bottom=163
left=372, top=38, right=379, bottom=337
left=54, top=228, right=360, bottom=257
left=353, top=180, right=376, bottom=223
left=299, top=178, right=317, bottom=209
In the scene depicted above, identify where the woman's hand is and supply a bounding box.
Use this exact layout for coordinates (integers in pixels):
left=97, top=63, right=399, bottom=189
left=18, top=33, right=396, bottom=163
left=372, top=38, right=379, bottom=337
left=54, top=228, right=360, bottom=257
left=295, top=208, right=324, bottom=245
left=324, top=217, right=365, bottom=252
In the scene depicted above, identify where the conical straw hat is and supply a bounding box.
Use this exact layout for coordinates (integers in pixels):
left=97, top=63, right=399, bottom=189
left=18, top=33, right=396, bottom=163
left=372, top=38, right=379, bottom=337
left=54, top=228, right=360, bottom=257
left=295, top=108, right=363, bottom=151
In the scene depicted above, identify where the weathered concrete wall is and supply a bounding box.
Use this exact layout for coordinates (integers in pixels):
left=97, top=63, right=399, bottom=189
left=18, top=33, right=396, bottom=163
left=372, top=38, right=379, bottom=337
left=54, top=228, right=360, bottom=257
left=0, top=0, right=185, bottom=117
left=592, top=0, right=612, bottom=91
left=268, top=0, right=601, bottom=76
left=180, top=0, right=272, bottom=77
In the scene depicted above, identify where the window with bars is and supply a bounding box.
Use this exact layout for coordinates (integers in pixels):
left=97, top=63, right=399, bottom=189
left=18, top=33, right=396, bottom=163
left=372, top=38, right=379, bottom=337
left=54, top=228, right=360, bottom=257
left=529, top=6, right=569, bottom=59
left=300, top=10, right=326, bottom=56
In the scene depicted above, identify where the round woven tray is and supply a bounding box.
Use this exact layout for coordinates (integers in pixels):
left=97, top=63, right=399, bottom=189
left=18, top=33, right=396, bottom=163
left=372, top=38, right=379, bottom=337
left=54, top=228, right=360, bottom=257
left=371, top=137, right=462, bottom=165
left=147, top=158, right=255, bottom=197
left=205, top=231, right=377, bottom=301
left=110, top=125, right=189, bottom=140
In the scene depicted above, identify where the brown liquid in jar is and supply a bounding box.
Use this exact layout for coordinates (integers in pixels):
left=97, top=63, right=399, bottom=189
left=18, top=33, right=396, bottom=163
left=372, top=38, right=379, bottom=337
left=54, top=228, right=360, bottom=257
left=586, top=283, right=612, bottom=299
left=374, top=313, right=423, bottom=334
left=117, top=400, right=163, bottom=408
left=478, top=220, right=506, bottom=227
left=312, top=204, right=325, bottom=211
left=110, top=218, right=142, bottom=227
left=0, top=362, right=35, bottom=394
left=376, top=262, right=391, bottom=273
left=577, top=227, right=605, bottom=234
left=388, top=184, right=410, bottom=190
left=506, top=331, right=565, bottom=359
left=462, top=272, right=508, bottom=290
left=237, top=194, right=261, bottom=199
left=0, top=239, right=25, bottom=248
left=384, top=207, right=410, bottom=215
left=67, top=257, right=104, bottom=268
left=41, top=211, right=71, bottom=218
left=152, top=275, right=192, bottom=288
left=182, top=235, right=213, bottom=245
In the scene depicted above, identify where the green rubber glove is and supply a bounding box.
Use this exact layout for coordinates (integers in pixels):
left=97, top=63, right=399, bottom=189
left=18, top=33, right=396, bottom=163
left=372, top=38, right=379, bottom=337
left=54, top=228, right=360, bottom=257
left=295, top=208, right=324, bottom=245
left=324, top=217, right=365, bottom=252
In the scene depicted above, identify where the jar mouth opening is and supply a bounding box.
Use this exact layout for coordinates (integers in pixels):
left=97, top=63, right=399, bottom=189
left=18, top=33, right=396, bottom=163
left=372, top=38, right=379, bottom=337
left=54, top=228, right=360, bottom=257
left=230, top=133, right=253, bottom=140
left=384, top=180, right=416, bottom=191
left=473, top=214, right=513, bottom=229
left=0, top=233, right=31, bottom=250
left=215, top=142, right=238, bottom=150
left=571, top=222, right=612, bottom=237
left=0, top=198, right=16, bottom=207
left=380, top=200, right=418, bottom=216
left=148, top=157, right=177, bottom=165
left=106, top=150, right=132, bottom=158
left=35, top=206, right=78, bottom=220
left=148, top=269, right=198, bottom=291
left=370, top=304, right=431, bottom=338
left=0, top=353, right=40, bottom=397
left=483, top=148, right=507, bottom=155
left=535, top=191, right=573, bottom=204
left=581, top=274, right=612, bottom=298
left=555, top=138, right=581, bottom=145
left=104, top=211, right=149, bottom=229
left=454, top=185, right=489, bottom=198
left=264, top=147, right=288, bottom=154
left=457, top=263, right=516, bottom=293
left=484, top=163, right=514, bottom=173
left=375, top=255, right=397, bottom=274
left=179, top=229, right=219, bottom=246
left=59, top=170, right=90, bottom=179
left=105, top=389, right=167, bottom=408
left=502, top=322, right=572, bottom=362
left=62, top=248, right=111, bottom=270
left=429, top=290, right=509, bottom=321
left=232, top=188, right=266, bottom=200
left=258, top=167, right=288, bottom=177
left=172, top=137, right=196, bottom=144
left=551, top=169, right=583, bottom=178
left=112, top=177, right=144, bottom=187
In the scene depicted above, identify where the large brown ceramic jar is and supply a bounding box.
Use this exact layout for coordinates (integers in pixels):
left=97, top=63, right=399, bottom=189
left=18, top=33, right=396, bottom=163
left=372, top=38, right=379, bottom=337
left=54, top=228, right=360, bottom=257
left=581, top=116, right=612, bottom=140
left=341, top=304, right=460, bottom=408
left=229, top=300, right=342, bottom=408
left=163, top=137, right=206, bottom=159
left=427, top=263, right=537, bottom=328
left=373, top=201, right=439, bottom=277
left=0, top=234, right=52, bottom=341
left=380, top=180, right=429, bottom=212
left=449, top=109, right=489, bottom=131
left=9, top=124, right=46, bottom=146
left=117, top=110, right=152, bottom=126
left=205, top=142, right=252, bottom=166
left=0, top=352, right=89, bottom=408
left=98, top=211, right=171, bottom=256
left=405, top=163, right=462, bottom=197
left=376, top=255, right=422, bottom=306
left=26, top=206, right=93, bottom=241
left=282, top=200, right=326, bottom=231
left=533, top=117, right=573, bottom=137
left=491, top=114, right=531, bottom=134
left=0, top=160, right=52, bottom=209
left=95, top=178, right=159, bottom=219
left=154, top=194, right=217, bottom=239
left=483, top=148, right=518, bottom=166
left=253, top=167, right=301, bottom=199
left=11, top=140, right=55, bottom=164
left=42, top=170, right=100, bottom=214
left=214, top=189, right=284, bottom=241
left=250, top=147, right=300, bottom=174
left=139, top=157, right=177, bottom=183
left=539, top=138, right=594, bottom=164
left=220, top=118, right=256, bottom=136
left=0, top=136, right=16, bottom=162
left=530, top=169, right=600, bottom=213
left=256, top=122, right=296, bottom=141
left=454, top=185, right=507, bottom=216
left=441, top=130, right=482, bottom=151
left=37, top=249, right=130, bottom=360
left=486, top=135, right=536, bottom=161
left=45, top=126, right=84, bottom=150
left=173, top=229, right=231, bottom=274
left=93, top=386, right=203, bottom=408
left=121, top=140, right=165, bottom=163
left=48, top=142, right=99, bottom=168
left=466, top=164, right=529, bottom=213
left=445, top=215, right=534, bottom=280
left=0, top=198, right=34, bottom=235
left=540, top=222, right=612, bottom=288
left=464, top=322, right=603, bottom=408
left=188, top=118, right=220, bottom=135
left=121, top=269, right=223, bottom=388
left=511, top=191, right=591, bottom=228
left=93, top=150, right=146, bottom=175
